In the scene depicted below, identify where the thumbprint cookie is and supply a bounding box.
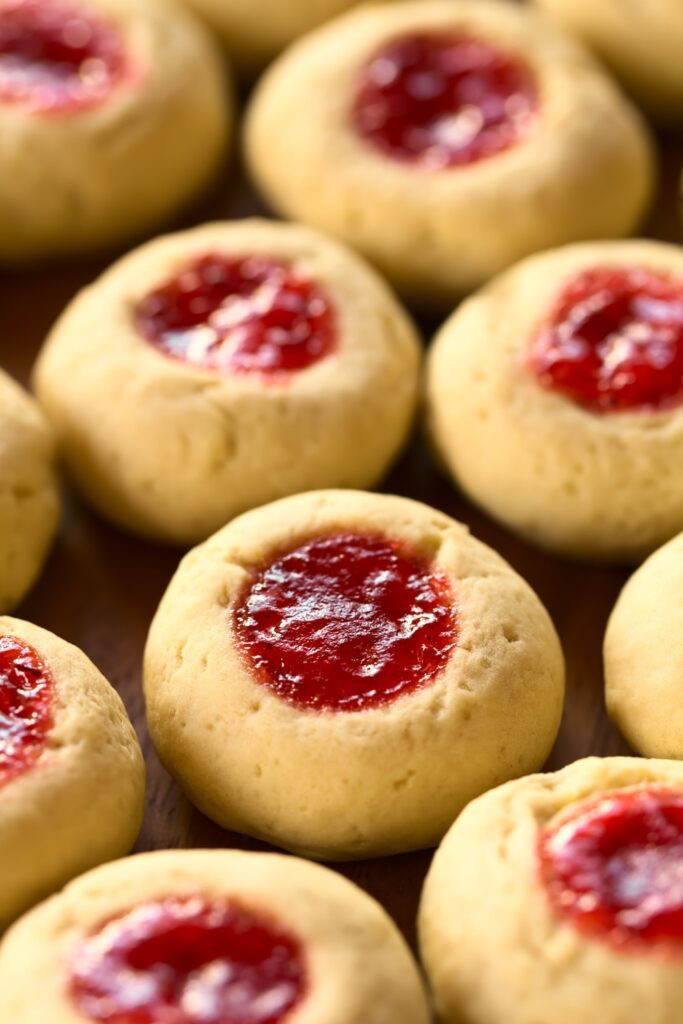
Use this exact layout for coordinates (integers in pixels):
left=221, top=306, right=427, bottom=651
left=0, top=616, right=144, bottom=926
left=34, top=220, right=420, bottom=545
left=0, top=0, right=231, bottom=261
left=427, top=239, right=683, bottom=561
left=245, top=0, right=654, bottom=305
left=143, top=489, right=564, bottom=860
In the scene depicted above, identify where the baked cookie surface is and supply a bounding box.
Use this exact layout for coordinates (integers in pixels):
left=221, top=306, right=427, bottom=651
left=0, top=616, right=144, bottom=927
left=606, top=532, right=683, bottom=758
left=180, top=0, right=369, bottom=72
left=427, top=239, right=683, bottom=561
left=533, top=0, right=683, bottom=122
left=420, top=756, right=683, bottom=1024
left=144, top=489, right=564, bottom=860
left=34, top=220, right=420, bottom=545
left=0, top=0, right=231, bottom=261
left=245, top=0, right=654, bottom=304
left=0, top=368, right=59, bottom=610
left=0, top=849, right=430, bottom=1024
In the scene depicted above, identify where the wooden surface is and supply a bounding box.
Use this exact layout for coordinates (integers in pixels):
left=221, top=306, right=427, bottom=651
left=2, top=118, right=683, bottom=953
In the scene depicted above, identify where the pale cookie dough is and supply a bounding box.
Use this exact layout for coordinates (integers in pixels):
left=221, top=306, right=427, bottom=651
left=0, top=0, right=231, bottom=262
left=180, top=0, right=373, bottom=73
left=0, top=850, right=430, bottom=1024
left=144, top=489, right=565, bottom=860
left=0, top=617, right=144, bottom=927
left=533, top=0, right=683, bottom=122
left=420, top=756, right=683, bottom=1024
left=427, top=239, right=683, bottom=562
left=245, top=0, right=654, bottom=305
left=34, top=220, right=421, bottom=545
left=0, top=368, right=59, bottom=610
left=606, top=532, right=683, bottom=758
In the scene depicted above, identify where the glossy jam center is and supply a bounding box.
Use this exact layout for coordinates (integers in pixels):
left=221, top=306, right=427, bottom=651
left=234, top=532, right=457, bottom=712
left=0, top=634, right=53, bottom=787
left=135, top=254, right=337, bottom=379
left=539, top=788, right=683, bottom=950
left=528, top=267, right=683, bottom=413
left=351, top=31, right=538, bottom=168
left=69, top=897, right=307, bottom=1024
left=0, top=0, right=128, bottom=113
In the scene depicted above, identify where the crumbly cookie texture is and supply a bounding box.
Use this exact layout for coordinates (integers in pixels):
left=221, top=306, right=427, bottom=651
left=245, top=0, right=654, bottom=305
left=0, top=617, right=145, bottom=927
left=0, top=849, right=431, bottom=1024
left=420, top=756, right=683, bottom=1024
left=180, top=0, right=370, bottom=73
left=0, top=370, right=59, bottom=610
left=533, top=0, right=683, bottom=122
left=427, top=239, right=683, bottom=562
left=0, top=0, right=231, bottom=262
left=33, top=220, right=420, bottom=545
left=606, top=533, right=683, bottom=757
left=144, top=489, right=564, bottom=860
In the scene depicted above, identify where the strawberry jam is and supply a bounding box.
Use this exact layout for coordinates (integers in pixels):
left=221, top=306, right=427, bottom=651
left=539, top=788, right=683, bottom=951
left=136, top=254, right=337, bottom=379
left=234, top=532, right=457, bottom=713
left=529, top=267, right=683, bottom=413
left=0, top=634, right=53, bottom=787
left=69, top=896, right=307, bottom=1024
left=351, top=31, right=538, bottom=168
left=0, top=0, right=129, bottom=113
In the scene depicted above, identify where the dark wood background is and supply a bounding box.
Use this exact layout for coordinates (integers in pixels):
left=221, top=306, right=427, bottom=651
left=2, top=90, right=682, bottom=954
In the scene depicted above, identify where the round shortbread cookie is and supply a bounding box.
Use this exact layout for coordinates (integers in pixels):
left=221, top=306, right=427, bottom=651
left=144, top=489, right=564, bottom=860
left=427, top=239, right=683, bottom=561
left=0, top=0, right=231, bottom=261
left=0, top=367, right=59, bottom=610
left=533, top=0, right=683, bottom=122
left=34, top=220, right=420, bottom=545
left=0, top=616, right=144, bottom=927
left=420, top=756, right=683, bottom=1024
left=606, top=532, right=683, bottom=758
left=0, top=849, right=430, bottom=1024
left=245, top=0, right=654, bottom=305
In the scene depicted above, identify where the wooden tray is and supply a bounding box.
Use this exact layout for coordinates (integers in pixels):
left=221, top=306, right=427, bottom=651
left=3, top=118, right=683, bottom=953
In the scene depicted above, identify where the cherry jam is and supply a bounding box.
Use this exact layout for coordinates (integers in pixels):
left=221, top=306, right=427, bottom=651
left=234, top=532, right=457, bottom=713
left=69, top=896, right=307, bottom=1024
left=539, top=787, right=683, bottom=951
left=0, top=633, right=53, bottom=787
left=529, top=266, right=683, bottom=413
left=352, top=31, right=538, bottom=168
left=0, top=0, right=129, bottom=113
left=135, top=254, right=337, bottom=380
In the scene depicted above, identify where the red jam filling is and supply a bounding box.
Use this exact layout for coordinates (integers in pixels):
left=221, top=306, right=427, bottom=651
left=539, top=787, right=683, bottom=951
left=351, top=31, right=538, bottom=168
left=233, top=532, right=457, bottom=713
left=135, top=254, right=337, bottom=380
left=0, top=634, right=53, bottom=787
left=69, top=896, right=307, bottom=1024
left=528, top=267, right=683, bottom=414
left=0, top=0, right=129, bottom=113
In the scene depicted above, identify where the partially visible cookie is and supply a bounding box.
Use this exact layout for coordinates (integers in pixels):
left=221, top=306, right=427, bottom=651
left=0, top=617, right=145, bottom=926
left=0, top=368, right=59, bottom=610
left=246, top=0, right=654, bottom=304
left=34, top=220, right=420, bottom=545
left=0, top=0, right=231, bottom=261
left=606, top=532, right=683, bottom=757
left=0, top=849, right=431, bottom=1024
left=533, top=0, right=683, bottom=122
left=420, top=757, right=683, bottom=1024
left=427, top=239, right=683, bottom=561
left=144, top=489, right=564, bottom=860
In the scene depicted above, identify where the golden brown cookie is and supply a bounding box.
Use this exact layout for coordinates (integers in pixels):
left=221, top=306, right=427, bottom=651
left=144, top=489, right=564, bottom=860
